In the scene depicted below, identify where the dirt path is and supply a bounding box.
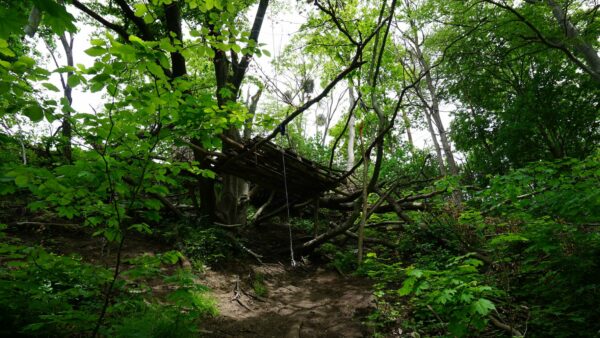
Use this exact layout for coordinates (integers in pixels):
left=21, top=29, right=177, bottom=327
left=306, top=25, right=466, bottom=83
left=8, top=223, right=377, bottom=337
left=200, top=262, right=375, bottom=337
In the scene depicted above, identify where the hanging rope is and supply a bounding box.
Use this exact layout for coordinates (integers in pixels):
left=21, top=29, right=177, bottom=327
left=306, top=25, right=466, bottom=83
left=279, top=125, right=296, bottom=267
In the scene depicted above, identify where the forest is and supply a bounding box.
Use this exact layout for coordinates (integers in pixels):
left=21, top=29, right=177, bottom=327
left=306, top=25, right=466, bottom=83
left=0, top=0, right=599, bottom=337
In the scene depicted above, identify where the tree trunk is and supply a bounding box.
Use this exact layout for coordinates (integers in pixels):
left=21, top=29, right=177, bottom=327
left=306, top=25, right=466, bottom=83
left=214, top=0, right=269, bottom=225
left=413, top=40, right=458, bottom=176
left=59, top=33, right=73, bottom=164
left=357, top=125, right=368, bottom=265
left=545, top=0, right=600, bottom=80
left=347, top=83, right=356, bottom=171
left=402, top=109, right=414, bottom=151
left=424, top=108, right=446, bottom=176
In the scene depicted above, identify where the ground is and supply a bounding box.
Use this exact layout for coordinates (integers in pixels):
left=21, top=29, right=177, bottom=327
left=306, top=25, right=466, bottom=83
left=201, top=263, right=374, bottom=337
left=8, top=222, right=376, bottom=337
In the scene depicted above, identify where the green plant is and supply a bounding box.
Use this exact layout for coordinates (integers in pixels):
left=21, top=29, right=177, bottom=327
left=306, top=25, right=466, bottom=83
left=364, top=253, right=501, bottom=337
left=181, top=227, right=235, bottom=266
left=252, top=273, right=268, bottom=297
left=318, top=242, right=357, bottom=274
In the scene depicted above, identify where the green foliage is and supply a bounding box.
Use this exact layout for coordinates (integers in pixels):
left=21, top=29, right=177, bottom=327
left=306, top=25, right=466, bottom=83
left=252, top=273, right=268, bottom=298
left=0, top=242, right=109, bottom=335
left=0, top=225, right=217, bottom=336
left=474, top=153, right=600, bottom=336
left=432, top=0, right=600, bottom=179
left=318, top=242, right=358, bottom=274
left=364, top=253, right=500, bottom=337
left=181, top=227, right=235, bottom=266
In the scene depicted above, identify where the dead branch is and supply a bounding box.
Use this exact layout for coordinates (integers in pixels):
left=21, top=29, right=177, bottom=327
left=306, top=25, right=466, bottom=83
left=490, top=315, right=523, bottom=337
left=344, top=231, right=396, bottom=248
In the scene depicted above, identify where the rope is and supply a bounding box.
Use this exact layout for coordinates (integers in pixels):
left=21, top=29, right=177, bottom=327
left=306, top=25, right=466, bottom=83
left=281, top=147, right=296, bottom=267
left=272, top=15, right=295, bottom=267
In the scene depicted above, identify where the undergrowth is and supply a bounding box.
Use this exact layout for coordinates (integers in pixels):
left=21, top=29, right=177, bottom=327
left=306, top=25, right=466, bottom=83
left=0, top=224, right=218, bottom=337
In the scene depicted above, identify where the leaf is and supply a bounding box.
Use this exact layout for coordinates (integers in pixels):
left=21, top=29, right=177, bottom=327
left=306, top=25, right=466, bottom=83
left=230, top=43, right=241, bottom=54
left=129, top=35, right=145, bottom=46
left=42, top=82, right=60, bottom=92
left=84, top=46, right=106, bottom=57
left=67, top=75, right=80, bottom=88
left=14, top=175, right=28, bottom=187
left=146, top=62, right=164, bottom=78
left=472, top=298, right=495, bottom=316
left=23, top=104, right=44, bottom=122
left=133, top=3, right=147, bottom=17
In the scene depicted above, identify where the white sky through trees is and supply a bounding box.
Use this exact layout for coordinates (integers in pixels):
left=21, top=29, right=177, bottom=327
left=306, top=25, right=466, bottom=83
left=28, top=1, right=455, bottom=159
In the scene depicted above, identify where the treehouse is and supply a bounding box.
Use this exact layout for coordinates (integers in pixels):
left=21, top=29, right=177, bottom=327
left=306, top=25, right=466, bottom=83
left=215, top=136, right=347, bottom=200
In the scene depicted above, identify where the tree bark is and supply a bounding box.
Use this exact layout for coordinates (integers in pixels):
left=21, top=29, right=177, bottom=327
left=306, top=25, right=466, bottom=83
left=346, top=83, right=356, bottom=171
left=402, top=109, right=414, bottom=151
left=214, top=0, right=269, bottom=225
left=412, top=36, right=458, bottom=176
left=424, top=107, right=446, bottom=176
left=545, top=0, right=600, bottom=79
left=58, top=33, right=74, bottom=164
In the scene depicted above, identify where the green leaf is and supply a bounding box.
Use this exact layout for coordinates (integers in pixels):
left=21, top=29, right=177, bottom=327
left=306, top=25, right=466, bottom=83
left=230, top=43, right=241, bottom=54
left=84, top=46, right=106, bottom=57
left=66, top=75, right=80, bottom=88
left=133, top=3, right=147, bottom=17
left=129, top=35, right=145, bottom=46
left=42, top=82, right=60, bottom=92
left=146, top=62, right=164, bottom=78
left=472, top=298, right=495, bottom=316
left=23, top=104, right=44, bottom=122
left=14, top=175, right=28, bottom=187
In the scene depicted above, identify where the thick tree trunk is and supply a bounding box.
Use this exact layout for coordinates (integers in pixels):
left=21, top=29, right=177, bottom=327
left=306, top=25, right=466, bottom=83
left=214, top=0, right=269, bottom=225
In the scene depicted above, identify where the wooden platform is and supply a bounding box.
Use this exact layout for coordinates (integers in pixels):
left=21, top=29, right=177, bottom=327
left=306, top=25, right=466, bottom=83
left=215, top=136, right=345, bottom=198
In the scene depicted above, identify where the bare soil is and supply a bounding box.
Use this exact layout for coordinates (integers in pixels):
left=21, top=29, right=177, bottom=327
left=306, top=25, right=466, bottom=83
left=200, top=262, right=374, bottom=338
left=7, top=222, right=376, bottom=337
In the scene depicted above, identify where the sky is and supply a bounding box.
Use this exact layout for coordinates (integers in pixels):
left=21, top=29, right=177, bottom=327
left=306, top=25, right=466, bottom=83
left=27, top=1, right=457, bottom=160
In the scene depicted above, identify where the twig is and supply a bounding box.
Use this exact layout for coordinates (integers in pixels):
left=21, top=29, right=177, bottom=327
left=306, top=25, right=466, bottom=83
left=427, top=305, right=445, bottom=326
left=231, top=276, right=253, bottom=311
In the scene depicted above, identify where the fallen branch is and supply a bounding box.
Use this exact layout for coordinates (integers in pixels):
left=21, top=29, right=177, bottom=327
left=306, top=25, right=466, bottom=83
left=14, top=221, right=79, bottom=227
left=223, top=232, right=263, bottom=264
left=241, top=288, right=267, bottom=303
left=251, top=191, right=275, bottom=224
left=344, top=231, right=396, bottom=248
left=490, top=315, right=523, bottom=337
left=214, top=222, right=244, bottom=228
left=294, top=202, right=362, bottom=253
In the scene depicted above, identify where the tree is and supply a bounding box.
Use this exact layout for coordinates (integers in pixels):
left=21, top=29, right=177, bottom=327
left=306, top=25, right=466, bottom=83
left=428, top=0, right=600, bottom=178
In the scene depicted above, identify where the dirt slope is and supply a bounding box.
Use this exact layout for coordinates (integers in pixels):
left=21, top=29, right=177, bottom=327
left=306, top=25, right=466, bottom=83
left=201, top=262, right=375, bottom=338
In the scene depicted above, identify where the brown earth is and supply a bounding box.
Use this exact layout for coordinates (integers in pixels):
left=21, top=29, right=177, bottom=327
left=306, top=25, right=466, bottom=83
left=6, top=222, right=377, bottom=337
left=200, top=262, right=374, bottom=338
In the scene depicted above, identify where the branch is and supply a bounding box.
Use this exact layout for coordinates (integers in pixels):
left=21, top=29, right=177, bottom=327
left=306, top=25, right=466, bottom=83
left=72, top=0, right=129, bottom=40
left=489, top=315, right=523, bottom=337
left=328, top=91, right=361, bottom=168
left=231, top=0, right=269, bottom=90
left=483, top=0, right=600, bottom=83
left=114, top=0, right=153, bottom=40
